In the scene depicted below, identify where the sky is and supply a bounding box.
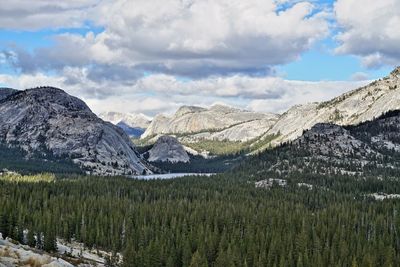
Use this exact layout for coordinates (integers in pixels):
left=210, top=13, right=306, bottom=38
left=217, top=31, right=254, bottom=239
left=0, top=0, right=399, bottom=116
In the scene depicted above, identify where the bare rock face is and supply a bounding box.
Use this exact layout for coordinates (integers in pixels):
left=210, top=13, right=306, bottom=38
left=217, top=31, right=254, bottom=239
left=142, top=104, right=278, bottom=141
left=0, top=87, right=151, bottom=176
left=183, top=114, right=279, bottom=142
left=147, top=135, right=190, bottom=163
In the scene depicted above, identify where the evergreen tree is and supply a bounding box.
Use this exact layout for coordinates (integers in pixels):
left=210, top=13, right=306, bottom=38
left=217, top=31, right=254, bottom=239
left=189, top=250, right=208, bottom=267
left=27, top=230, right=36, bottom=248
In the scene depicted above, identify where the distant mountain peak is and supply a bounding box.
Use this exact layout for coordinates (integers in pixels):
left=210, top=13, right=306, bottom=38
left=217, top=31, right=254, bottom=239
left=209, top=103, right=239, bottom=113
left=142, top=103, right=271, bottom=139
left=174, top=105, right=206, bottom=117
left=99, top=111, right=151, bottom=130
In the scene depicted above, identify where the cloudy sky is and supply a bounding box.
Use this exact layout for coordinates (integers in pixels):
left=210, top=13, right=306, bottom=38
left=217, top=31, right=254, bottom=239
left=0, top=0, right=398, bottom=116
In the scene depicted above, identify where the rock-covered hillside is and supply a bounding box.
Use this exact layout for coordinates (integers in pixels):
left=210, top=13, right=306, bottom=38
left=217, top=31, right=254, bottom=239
left=252, top=110, right=400, bottom=177
left=142, top=104, right=279, bottom=141
left=146, top=135, right=190, bottom=163
left=0, top=87, right=151, bottom=176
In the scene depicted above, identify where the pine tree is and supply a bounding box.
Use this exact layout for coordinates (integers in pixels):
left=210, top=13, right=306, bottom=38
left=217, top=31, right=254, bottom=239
left=43, top=228, right=57, bottom=252
left=215, top=250, right=233, bottom=267
left=27, top=229, right=36, bottom=247
left=182, top=239, right=192, bottom=267
left=189, top=250, right=208, bottom=267
left=0, top=214, right=9, bottom=239
left=122, top=239, right=136, bottom=267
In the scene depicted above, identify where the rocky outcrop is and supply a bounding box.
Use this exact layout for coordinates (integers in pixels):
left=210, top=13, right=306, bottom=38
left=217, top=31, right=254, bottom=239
left=0, top=87, right=151, bottom=176
left=182, top=115, right=279, bottom=142
left=0, top=237, right=74, bottom=267
left=147, top=135, right=190, bottom=163
left=141, top=114, right=171, bottom=139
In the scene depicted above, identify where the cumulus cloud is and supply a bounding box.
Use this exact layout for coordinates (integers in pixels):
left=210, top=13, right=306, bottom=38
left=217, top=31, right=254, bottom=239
left=0, top=0, right=380, bottom=117
left=247, top=79, right=368, bottom=113
left=0, top=71, right=368, bottom=116
left=334, top=0, right=400, bottom=68
left=3, top=0, right=329, bottom=79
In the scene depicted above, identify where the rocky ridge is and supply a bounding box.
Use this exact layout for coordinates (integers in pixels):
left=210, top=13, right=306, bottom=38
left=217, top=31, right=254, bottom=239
left=261, top=67, right=400, bottom=148
left=142, top=104, right=278, bottom=142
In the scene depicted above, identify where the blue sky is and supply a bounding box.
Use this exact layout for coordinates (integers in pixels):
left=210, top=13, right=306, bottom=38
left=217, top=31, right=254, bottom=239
left=279, top=39, right=392, bottom=81
left=0, top=0, right=398, bottom=115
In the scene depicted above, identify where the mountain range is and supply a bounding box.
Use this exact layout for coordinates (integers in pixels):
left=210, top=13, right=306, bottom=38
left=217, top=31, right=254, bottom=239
left=137, top=67, right=400, bottom=155
left=0, top=67, right=399, bottom=176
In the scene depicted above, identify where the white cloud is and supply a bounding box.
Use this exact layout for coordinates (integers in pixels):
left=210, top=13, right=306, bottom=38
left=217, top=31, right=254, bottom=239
left=0, top=73, right=65, bottom=89
left=0, top=0, right=378, bottom=117
left=0, top=0, right=101, bottom=30
left=4, top=0, right=330, bottom=78
left=247, top=79, right=368, bottom=113
left=334, top=0, right=400, bottom=68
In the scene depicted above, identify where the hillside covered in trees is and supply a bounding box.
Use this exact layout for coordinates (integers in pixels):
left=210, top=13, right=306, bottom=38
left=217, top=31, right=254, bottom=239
left=1, top=171, right=400, bottom=266
left=241, top=110, right=400, bottom=179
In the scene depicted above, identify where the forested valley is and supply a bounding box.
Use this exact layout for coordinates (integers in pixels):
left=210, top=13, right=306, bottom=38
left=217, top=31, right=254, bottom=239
left=1, top=171, right=400, bottom=267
